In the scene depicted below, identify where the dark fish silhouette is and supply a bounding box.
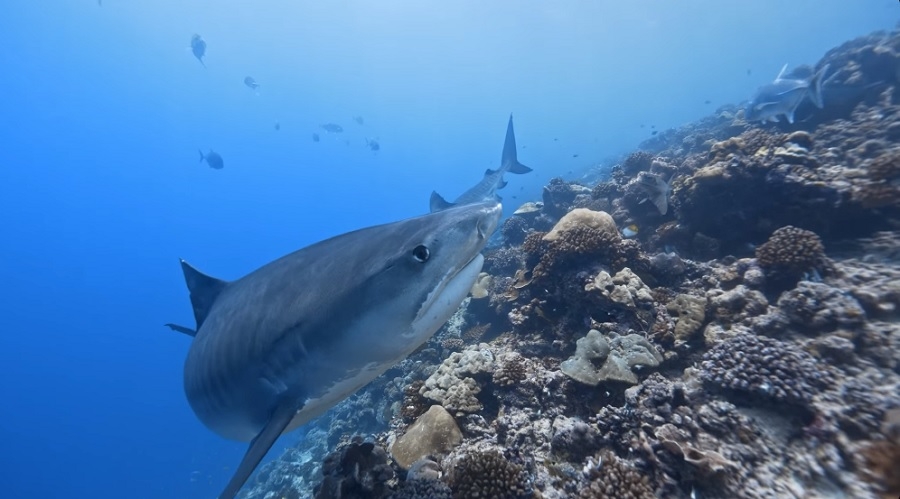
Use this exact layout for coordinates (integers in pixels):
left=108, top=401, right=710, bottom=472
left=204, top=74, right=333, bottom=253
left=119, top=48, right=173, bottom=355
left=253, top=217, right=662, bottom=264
left=312, top=133, right=320, bottom=143
left=199, top=149, right=223, bottom=170
left=321, top=123, right=343, bottom=133
left=244, top=77, right=259, bottom=90
left=366, top=138, right=380, bottom=151
left=274, top=122, right=280, bottom=131
left=191, top=35, right=206, bottom=67
left=353, top=116, right=364, bottom=125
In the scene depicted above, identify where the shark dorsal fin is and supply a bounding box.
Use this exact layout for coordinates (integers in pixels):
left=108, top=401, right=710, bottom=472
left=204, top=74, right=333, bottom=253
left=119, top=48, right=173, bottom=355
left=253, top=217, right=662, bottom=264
left=775, top=63, right=788, bottom=81
left=179, top=259, right=228, bottom=329
left=501, top=114, right=533, bottom=174
left=429, top=191, right=455, bottom=213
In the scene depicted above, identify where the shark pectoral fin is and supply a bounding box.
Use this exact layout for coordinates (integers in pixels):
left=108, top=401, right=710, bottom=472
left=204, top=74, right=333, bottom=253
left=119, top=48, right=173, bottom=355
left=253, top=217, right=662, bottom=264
left=179, top=259, right=229, bottom=329
left=218, top=399, right=304, bottom=499
left=163, top=323, right=196, bottom=337
left=499, top=179, right=508, bottom=189
left=429, top=191, right=455, bottom=213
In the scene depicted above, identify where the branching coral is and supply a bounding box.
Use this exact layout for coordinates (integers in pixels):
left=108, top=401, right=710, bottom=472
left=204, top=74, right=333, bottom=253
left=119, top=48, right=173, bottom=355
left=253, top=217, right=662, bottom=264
left=755, top=225, right=826, bottom=289
left=448, top=450, right=533, bottom=499
left=578, top=450, right=655, bottom=499
left=700, top=332, right=833, bottom=409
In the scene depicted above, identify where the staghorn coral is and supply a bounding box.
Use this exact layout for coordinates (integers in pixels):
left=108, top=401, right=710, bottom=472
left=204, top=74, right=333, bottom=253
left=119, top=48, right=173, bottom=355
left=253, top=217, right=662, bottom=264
left=448, top=450, right=533, bottom=499
left=755, top=225, right=826, bottom=289
left=700, top=332, right=833, bottom=410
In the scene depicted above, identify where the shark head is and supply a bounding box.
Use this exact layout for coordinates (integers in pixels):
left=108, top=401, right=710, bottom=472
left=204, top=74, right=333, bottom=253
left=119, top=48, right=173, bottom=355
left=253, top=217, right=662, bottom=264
left=349, top=199, right=502, bottom=360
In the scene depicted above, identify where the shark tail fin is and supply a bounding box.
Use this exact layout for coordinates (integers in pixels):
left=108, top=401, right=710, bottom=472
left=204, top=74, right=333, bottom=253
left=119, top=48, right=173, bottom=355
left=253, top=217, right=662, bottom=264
left=809, top=63, right=831, bottom=109
left=179, top=259, right=228, bottom=329
left=501, top=114, right=533, bottom=175
left=218, top=398, right=305, bottom=499
left=429, top=191, right=455, bottom=213
left=164, top=323, right=197, bottom=337
left=198, top=149, right=205, bottom=162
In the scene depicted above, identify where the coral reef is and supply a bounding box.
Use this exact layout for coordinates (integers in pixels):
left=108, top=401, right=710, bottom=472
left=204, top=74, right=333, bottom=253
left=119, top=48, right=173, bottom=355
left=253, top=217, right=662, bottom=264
left=243, top=27, right=900, bottom=499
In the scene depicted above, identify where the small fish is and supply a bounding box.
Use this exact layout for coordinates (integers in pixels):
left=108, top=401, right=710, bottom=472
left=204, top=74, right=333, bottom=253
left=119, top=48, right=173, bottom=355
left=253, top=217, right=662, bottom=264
left=243, top=76, right=259, bottom=90
left=191, top=34, right=207, bottom=67
left=651, top=131, right=658, bottom=135
left=353, top=116, right=364, bottom=125
left=745, top=63, right=831, bottom=124
left=274, top=122, right=280, bottom=131
left=312, top=133, right=320, bottom=142
left=572, top=154, right=579, bottom=158
left=747, top=69, right=752, bottom=76
left=198, top=149, right=223, bottom=170
left=622, top=224, right=639, bottom=238
left=321, top=123, right=343, bottom=133
left=365, top=138, right=380, bottom=151
left=704, top=100, right=711, bottom=105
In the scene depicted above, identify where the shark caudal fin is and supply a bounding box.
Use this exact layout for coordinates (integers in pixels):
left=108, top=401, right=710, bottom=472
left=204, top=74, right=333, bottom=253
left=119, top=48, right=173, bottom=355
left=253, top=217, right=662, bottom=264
left=502, top=114, right=532, bottom=174
left=179, top=259, right=228, bottom=330
left=429, top=191, right=455, bottom=213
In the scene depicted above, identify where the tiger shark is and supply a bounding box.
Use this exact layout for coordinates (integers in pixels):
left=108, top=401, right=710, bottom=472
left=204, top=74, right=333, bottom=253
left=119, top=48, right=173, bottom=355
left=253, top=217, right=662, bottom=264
left=166, top=200, right=501, bottom=498
left=429, top=114, right=531, bottom=212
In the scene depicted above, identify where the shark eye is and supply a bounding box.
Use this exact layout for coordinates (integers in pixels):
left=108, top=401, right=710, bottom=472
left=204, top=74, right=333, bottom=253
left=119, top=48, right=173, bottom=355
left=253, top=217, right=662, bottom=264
left=412, top=245, right=430, bottom=263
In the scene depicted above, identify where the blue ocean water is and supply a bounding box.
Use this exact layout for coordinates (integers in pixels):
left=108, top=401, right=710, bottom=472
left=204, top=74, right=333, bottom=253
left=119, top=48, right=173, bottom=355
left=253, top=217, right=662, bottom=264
left=0, top=1, right=895, bottom=498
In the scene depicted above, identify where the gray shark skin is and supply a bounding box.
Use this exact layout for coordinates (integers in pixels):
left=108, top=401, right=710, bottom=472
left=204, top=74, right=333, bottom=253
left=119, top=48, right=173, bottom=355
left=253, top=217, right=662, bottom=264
left=169, top=200, right=501, bottom=499
left=430, top=114, right=532, bottom=212
left=745, top=63, right=831, bottom=124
